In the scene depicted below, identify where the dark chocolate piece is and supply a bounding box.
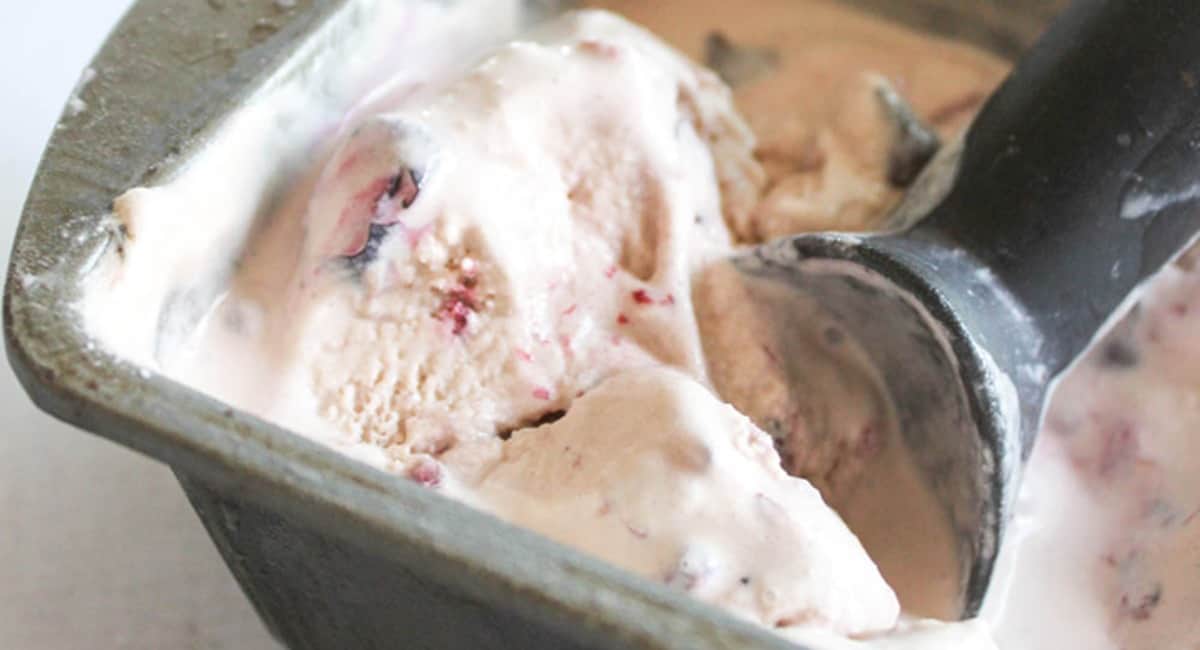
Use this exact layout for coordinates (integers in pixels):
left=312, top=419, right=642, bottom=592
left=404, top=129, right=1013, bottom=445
left=703, top=31, right=779, bottom=88
left=876, top=80, right=941, bottom=188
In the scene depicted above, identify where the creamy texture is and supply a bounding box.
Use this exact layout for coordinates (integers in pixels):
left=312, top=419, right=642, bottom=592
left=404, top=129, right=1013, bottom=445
left=283, top=10, right=756, bottom=473
left=480, top=367, right=898, bottom=636
left=220, top=9, right=908, bottom=636
left=593, top=0, right=1008, bottom=619
left=591, top=0, right=1008, bottom=240
left=982, top=260, right=1200, bottom=649
left=186, top=8, right=764, bottom=490
left=93, top=6, right=906, bottom=638
left=88, top=0, right=527, bottom=377
left=82, top=0, right=1200, bottom=648
left=85, top=0, right=997, bottom=644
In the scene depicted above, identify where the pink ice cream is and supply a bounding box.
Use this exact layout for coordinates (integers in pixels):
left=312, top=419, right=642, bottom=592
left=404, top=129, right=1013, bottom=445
left=480, top=367, right=899, bottom=636
left=285, top=9, right=760, bottom=483
left=90, top=3, right=998, bottom=644
left=88, top=1, right=1200, bottom=648
left=982, top=258, right=1200, bottom=649
left=271, top=11, right=902, bottom=636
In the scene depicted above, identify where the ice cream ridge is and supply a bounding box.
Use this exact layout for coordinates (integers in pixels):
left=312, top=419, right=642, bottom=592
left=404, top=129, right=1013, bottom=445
left=93, top=1, right=1200, bottom=648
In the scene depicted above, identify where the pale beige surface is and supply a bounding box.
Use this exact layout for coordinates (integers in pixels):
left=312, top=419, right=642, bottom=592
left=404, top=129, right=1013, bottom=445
left=591, top=0, right=1008, bottom=240
left=481, top=367, right=899, bottom=636
left=88, top=4, right=1000, bottom=643
left=0, top=3, right=277, bottom=648
left=100, top=10, right=903, bottom=637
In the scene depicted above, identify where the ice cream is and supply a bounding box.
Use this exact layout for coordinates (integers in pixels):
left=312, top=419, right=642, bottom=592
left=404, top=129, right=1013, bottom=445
left=590, top=0, right=1008, bottom=619
left=80, top=0, right=1200, bottom=648
left=981, top=259, right=1200, bottom=649
left=284, top=9, right=760, bottom=486
left=85, top=3, right=984, bottom=641
left=95, top=7, right=906, bottom=638
left=479, top=367, right=899, bottom=636
left=591, top=0, right=1007, bottom=240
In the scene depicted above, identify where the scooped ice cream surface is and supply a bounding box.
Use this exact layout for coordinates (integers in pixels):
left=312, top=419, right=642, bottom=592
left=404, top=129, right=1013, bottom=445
left=86, top=1, right=1020, bottom=646
left=480, top=367, right=899, bottom=636
left=270, top=11, right=901, bottom=634
left=281, top=9, right=765, bottom=482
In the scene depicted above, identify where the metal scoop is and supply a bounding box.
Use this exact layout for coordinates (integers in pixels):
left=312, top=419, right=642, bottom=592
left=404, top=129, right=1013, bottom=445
left=737, top=0, right=1200, bottom=614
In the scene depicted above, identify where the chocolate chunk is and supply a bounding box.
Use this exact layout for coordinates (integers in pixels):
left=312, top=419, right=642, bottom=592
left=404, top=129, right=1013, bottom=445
left=531, top=409, right=567, bottom=427
left=498, top=409, right=567, bottom=441
left=703, top=32, right=779, bottom=88
left=1099, top=339, right=1140, bottom=369
left=876, top=80, right=942, bottom=188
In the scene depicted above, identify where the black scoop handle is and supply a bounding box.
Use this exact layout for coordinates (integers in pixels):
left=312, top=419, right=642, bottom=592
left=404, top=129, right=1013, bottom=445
left=914, top=0, right=1200, bottom=375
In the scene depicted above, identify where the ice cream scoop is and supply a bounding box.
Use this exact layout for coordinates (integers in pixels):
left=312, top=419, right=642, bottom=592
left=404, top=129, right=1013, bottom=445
left=736, top=0, right=1200, bottom=614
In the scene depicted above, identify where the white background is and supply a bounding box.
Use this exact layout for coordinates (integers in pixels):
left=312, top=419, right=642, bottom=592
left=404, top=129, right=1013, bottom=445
left=0, top=3, right=278, bottom=648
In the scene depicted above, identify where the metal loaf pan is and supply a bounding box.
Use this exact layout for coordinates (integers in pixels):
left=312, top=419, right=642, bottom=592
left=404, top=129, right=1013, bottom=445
left=5, top=1, right=1060, bottom=648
